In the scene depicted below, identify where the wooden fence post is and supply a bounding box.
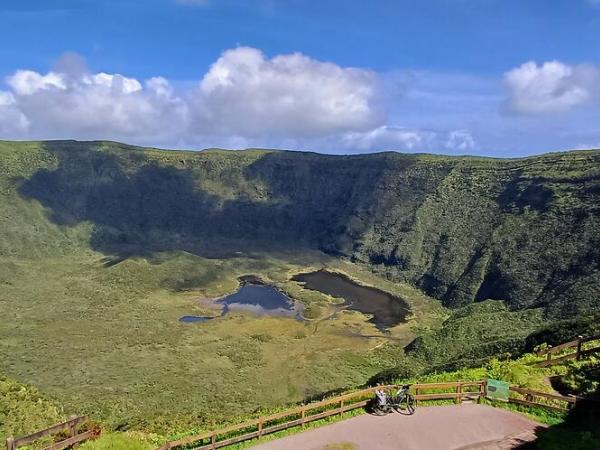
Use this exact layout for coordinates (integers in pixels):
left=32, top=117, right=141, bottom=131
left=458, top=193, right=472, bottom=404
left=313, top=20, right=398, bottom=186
left=301, top=408, right=306, bottom=428
left=456, top=384, right=462, bottom=404
left=69, top=415, right=79, bottom=449
left=415, top=386, right=419, bottom=406
left=210, top=432, right=216, bottom=450
left=546, top=345, right=553, bottom=364
left=339, top=399, right=344, bottom=417
left=6, top=437, right=16, bottom=450
left=569, top=395, right=578, bottom=410
left=258, top=419, right=263, bottom=438
left=576, top=336, right=584, bottom=361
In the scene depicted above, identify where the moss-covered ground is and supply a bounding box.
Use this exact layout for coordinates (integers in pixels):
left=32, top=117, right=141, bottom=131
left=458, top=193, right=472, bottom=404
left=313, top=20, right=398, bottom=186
left=0, top=248, right=444, bottom=440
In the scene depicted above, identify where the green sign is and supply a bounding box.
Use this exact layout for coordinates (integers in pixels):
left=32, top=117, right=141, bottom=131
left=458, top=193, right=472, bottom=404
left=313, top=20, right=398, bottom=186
left=486, top=379, right=510, bottom=402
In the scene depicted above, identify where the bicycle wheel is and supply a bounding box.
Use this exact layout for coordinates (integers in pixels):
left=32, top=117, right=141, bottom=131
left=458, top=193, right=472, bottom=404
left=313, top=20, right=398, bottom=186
left=391, top=397, right=403, bottom=413
left=373, top=404, right=390, bottom=416
left=391, top=396, right=404, bottom=413
left=404, top=394, right=416, bottom=415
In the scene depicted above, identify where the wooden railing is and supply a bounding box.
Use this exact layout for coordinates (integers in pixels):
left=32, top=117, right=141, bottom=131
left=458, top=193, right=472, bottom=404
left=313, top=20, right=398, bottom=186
left=8, top=379, right=576, bottom=450
left=413, top=381, right=486, bottom=405
left=5, top=415, right=98, bottom=450
left=535, top=334, right=600, bottom=367
left=156, top=381, right=486, bottom=450
left=508, top=386, right=577, bottom=412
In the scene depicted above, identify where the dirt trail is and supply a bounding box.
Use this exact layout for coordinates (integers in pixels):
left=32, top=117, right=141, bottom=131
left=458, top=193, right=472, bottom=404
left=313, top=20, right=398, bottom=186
left=252, top=404, right=544, bottom=450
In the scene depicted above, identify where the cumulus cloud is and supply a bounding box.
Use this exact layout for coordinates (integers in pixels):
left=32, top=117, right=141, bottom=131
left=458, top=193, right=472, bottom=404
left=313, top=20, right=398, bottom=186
left=0, top=91, right=29, bottom=135
left=504, top=60, right=599, bottom=115
left=0, top=48, right=385, bottom=148
left=445, top=129, right=475, bottom=151
left=191, top=47, right=384, bottom=138
left=341, top=126, right=434, bottom=151
left=339, top=125, right=475, bottom=153
left=2, top=58, right=188, bottom=143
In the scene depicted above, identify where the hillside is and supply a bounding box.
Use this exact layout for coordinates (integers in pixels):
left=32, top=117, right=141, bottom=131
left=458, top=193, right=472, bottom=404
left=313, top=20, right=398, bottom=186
left=1, top=140, right=599, bottom=433
left=3, top=140, right=599, bottom=315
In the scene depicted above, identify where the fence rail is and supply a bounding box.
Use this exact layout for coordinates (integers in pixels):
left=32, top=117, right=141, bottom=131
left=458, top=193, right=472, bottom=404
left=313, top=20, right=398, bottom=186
left=535, top=334, right=600, bottom=367
left=156, top=381, right=487, bottom=450
left=508, top=386, right=577, bottom=412
left=5, top=415, right=98, bottom=450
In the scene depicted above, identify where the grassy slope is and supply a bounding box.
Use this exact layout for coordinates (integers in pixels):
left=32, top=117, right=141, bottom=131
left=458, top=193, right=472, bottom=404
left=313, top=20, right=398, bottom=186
left=1, top=140, right=599, bottom=438
left=0, top=374, right=64, bottom=444
left=1, top=250, right=434, bottom=433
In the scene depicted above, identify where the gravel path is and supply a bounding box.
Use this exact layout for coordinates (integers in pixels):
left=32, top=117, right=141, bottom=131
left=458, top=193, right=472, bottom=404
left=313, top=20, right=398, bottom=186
left=251, top=404, right=544, bottom=450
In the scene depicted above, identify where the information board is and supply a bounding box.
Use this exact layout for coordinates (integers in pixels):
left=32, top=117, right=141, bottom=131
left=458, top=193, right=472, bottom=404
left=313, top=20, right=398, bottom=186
left=486, top=379, right=510, bottom=402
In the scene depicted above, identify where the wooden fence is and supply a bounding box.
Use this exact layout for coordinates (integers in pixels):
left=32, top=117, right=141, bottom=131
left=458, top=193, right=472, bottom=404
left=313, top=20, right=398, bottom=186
left=508, top=386, right=577, bottom=412
left=5, top=415, right=98, bottom=450
left=156, top=381, right=487, bottom=450
left=7, top=380, right=579, bottom=450
left=413, top=381, right=486, bottom=405
left=535, top=334, right=600, bottom=367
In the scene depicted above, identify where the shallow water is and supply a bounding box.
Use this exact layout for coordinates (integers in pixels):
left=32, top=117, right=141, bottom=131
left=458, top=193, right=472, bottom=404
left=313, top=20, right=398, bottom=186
left=292, top=270, right=410, bottom=329
left=179, top=315, right=213, bottom=323
left=219, top=283, right=298, bottom=318
left=181, top=278, right=301, bottom=323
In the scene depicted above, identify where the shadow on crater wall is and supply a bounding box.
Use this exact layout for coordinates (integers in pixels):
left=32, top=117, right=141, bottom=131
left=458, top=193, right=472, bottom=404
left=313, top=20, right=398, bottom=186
left=17, top=142, right=394, bottom=259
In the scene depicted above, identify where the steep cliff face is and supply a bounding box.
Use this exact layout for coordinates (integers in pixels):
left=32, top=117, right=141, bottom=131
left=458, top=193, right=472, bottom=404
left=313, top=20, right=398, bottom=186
left=347, top=153, right=600, bottom=318
left=2, top=140, right=599, bottom=318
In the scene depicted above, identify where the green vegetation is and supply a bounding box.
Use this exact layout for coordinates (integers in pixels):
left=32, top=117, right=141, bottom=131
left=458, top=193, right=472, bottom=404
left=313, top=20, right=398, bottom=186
left=553, top=356, right=600, bottom=396
left=531, top=401, right=600, bottom=450
left=0, top=251, right=422, bottom=434
left=0, top=374, right=64, bottom=444
left=405, top=301, right=546, bottom=370
left=0, top=140, right=599, bottom=444
left=79, top=433, right=153, bottom=450
left=527, top=357, right=600, bottom=450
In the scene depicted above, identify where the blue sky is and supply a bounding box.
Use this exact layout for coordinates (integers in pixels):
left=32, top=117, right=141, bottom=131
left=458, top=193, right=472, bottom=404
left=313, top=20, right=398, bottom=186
left=1, top=0, right=599, bottom=156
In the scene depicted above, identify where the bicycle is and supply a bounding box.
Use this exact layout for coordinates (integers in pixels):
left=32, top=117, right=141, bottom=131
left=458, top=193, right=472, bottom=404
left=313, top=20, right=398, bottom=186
left=389, top=384, right=416, bottom=415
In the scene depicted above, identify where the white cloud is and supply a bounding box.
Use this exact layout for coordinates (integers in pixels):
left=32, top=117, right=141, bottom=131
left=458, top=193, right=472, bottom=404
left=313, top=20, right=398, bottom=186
left=3, top=64, right=187, bottom=143
left=7, top=70, right=66, bottom=95
left=0, top=91, right=16, bottom=106
left=88, top=73, right=143, bottom=94
left=0, top=48, right=384, bottom=147
left=341, top=126, right=434, bottom=151
left=0, top=90, right=29, bottom=135
left=2, top=49, right=598, bottom=156
left=445, top=129, right=475, bottom=151
left=504, top=61, right=599, bottom=115
left=339, top=125, right=476, bottom=153
left=192, top=47, right=384, bottom=138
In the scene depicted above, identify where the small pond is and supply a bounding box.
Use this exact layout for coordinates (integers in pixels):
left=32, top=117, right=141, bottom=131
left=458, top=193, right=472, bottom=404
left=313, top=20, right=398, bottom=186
left=292, top=269, right=410, bottom=329
left=218, top=282, right=299, bottom=318
left=180, top=277, right=301, bottom=323
left=179, top=315, right=213, bottom=323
